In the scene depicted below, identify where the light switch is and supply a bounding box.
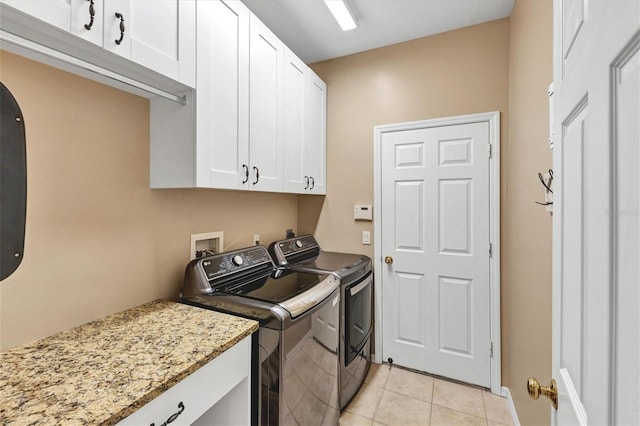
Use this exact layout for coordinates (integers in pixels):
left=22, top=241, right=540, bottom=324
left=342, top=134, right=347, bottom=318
left=362, top=231, right=371, bottom=245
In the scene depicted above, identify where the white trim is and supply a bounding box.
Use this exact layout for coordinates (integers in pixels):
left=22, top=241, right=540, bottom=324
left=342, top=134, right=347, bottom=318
left=502, top=386, right=521, bottom=426
left=373, top=111, right=502, bottom=394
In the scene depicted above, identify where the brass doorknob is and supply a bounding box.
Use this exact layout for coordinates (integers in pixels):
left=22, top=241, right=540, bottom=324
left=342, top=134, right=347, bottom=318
left=384, top=256, right=393, bottom=264
left=527, top=377, right=558, bottom=409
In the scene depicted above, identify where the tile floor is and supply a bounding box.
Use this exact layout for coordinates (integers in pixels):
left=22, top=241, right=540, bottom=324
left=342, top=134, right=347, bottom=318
left=340, top=364, right=514, bottom=426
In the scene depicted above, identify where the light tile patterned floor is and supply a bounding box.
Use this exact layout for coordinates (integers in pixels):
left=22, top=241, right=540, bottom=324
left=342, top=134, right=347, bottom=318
left=340, top=364, right=514, bottom=426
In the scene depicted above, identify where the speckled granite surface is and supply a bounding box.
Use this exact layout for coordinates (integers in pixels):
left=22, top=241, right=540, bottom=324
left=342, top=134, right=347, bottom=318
left=0, top=300, right=257, bottom=425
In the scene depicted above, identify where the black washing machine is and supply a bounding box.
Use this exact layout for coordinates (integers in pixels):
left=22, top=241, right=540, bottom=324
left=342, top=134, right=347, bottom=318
left=269, top=235, right=372, bottom=410
left=181, top=245, right=341, bottom=425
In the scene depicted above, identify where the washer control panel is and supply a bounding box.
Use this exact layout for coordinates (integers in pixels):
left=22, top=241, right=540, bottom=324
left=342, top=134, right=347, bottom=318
left=276, top=235, right=318, bottom=257
left=201, top=246, right=273, bottom=281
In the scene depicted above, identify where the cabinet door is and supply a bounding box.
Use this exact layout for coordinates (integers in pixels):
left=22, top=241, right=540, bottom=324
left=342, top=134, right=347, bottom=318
left=304, top=71, right=327, bottom=194
left=1, top=0, right=71, bottom=31
left=249, top=14, right=284, bottom=192
left=70, top=0, right=103, bottom=46
left=103, top=0, right=195, bottom=86
left=103, top=0, right=130, bottom=58
left=196, top=0, right=249, bottom=189
left=283, top=48, right=307, bottom=193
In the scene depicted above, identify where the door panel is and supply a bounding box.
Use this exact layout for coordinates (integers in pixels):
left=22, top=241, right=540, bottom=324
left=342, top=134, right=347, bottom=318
left=438, top=276, right=472, bottom=355
left=439, top=179, right=472, bottom=254
left=395, top=272, right=425, bottom=346
left=552, top=1, right=640, bottom=424
left=381, top=121, right=491, bottom=387
left=395, top=181, right=424, bottom=250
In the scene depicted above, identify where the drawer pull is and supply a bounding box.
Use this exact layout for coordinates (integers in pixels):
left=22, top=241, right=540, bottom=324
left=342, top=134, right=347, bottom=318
left=150, top=401, right=185, bottom=426
left=114, top=12, right=125, bottom=45
left=84, top=0, right=95, bottom=30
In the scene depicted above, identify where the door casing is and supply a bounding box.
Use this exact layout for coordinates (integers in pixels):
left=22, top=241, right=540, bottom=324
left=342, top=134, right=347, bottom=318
left=373, top=111, right=501, bottom=395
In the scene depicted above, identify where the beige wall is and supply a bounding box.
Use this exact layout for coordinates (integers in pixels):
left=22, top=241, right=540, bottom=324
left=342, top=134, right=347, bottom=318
left=302, top=3, right=553, bottom=424
left=0, top=51, right=298, bottom=351
left=507, top=1, right=553, bottom=424
left=301, top=19, right=510, bottom=259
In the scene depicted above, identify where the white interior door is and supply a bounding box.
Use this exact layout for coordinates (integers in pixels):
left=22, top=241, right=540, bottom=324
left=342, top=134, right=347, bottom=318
left=550, top=1, right=640, bottom=424
left=379, top=119, right=493, bottom=388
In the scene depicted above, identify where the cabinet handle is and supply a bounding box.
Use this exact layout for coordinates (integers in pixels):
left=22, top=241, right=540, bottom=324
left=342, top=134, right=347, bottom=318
left=304, top=176, right=309, bottom=189
left=253, top=167, right=259, bottom=185
left=84, top=0, right=95, bottom=30
left=242, top=164, right=249, bottom=184
left=149, top=401, right=185, bottom=426
left=310, top=176, right=315, bottom=189
left=114, top=12, right=125, bottom=45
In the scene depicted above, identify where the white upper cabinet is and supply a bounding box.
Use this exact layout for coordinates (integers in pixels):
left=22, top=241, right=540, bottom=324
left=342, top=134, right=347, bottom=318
left=3, top=0, right=104, bottom=45
left=304, top=71, right=327, bottom=194
left=0, top=0, right=195, bottom=87
left=1, top=0, right=72, bottom=32
left=248, top=13, right=284, bottom=192
left=196, top=0, right=249, bottom=189
left=283, top=47, right=307, bottom=193
left=103, top=0, right=195, bottom=86
left=282, top=48, right=327, bottom=195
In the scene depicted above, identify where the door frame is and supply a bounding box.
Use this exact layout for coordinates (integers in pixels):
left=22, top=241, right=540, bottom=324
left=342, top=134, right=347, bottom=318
left=373, top=111, right=502, bottom=394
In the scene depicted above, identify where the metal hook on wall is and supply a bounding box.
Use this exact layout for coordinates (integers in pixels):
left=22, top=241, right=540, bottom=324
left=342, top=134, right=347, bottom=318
left=536, top=169, right=553, bottom=214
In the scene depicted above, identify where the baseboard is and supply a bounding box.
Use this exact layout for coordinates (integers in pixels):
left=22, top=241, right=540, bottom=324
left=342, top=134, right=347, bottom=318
left=501, top=386, right=521, bottom=426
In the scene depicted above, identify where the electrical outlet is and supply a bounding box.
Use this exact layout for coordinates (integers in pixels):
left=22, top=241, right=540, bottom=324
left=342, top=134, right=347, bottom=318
left=253, top=234, right=260, bottom=245
left=362, top=231, right=371, bottom=245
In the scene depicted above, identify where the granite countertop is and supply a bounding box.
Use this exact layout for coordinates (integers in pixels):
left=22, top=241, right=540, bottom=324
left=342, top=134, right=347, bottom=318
left=0, top=300, right=258, bottom=425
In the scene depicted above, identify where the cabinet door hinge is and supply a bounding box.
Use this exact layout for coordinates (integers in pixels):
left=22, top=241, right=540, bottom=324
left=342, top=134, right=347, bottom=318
left=489, top=242, right=493, bottom=258
left=488, top=144, right=492, bottom=158
left=490, top=341, right=494, bottom=358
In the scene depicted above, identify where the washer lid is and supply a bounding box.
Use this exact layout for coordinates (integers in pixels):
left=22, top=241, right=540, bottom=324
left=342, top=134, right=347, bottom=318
left=220, top=269, right=332, bottom=305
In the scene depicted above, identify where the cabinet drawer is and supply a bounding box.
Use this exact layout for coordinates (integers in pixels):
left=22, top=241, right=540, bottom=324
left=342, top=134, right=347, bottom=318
left=118, top=335, right=251, bottom=425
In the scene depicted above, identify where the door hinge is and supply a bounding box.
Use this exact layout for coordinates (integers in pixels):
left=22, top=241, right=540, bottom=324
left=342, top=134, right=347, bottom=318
left=490, top=341, right=494, bottom=358
left=489, top=242, right=493, bottom=258
left=488, top=144, right=492, bottom=158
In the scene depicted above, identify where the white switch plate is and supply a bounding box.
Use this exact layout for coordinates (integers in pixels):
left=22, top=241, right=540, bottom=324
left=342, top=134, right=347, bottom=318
left=253, top=234, right=260, bottom=245
left=362, top=231, right=371, bottom=245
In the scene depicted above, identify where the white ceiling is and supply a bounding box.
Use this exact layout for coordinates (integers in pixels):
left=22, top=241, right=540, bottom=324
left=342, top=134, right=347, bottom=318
left=240, top=0, right=515, bottom=64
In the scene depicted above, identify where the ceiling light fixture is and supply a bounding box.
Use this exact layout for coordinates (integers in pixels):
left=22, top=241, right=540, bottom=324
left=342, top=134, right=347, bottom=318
left=323, top=0, right=358, bottom=31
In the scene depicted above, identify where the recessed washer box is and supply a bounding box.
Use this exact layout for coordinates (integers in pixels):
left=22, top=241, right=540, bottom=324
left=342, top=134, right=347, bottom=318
left=190, top=231, right=224, bottom=259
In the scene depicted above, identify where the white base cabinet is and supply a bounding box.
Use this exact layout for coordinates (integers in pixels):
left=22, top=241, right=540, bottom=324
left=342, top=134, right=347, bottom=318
left=117, top=335, right=252, bottom=426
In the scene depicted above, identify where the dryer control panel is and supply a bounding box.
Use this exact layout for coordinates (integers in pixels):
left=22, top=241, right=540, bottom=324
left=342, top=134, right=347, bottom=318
left=269, top=234, right=320, bottom=264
